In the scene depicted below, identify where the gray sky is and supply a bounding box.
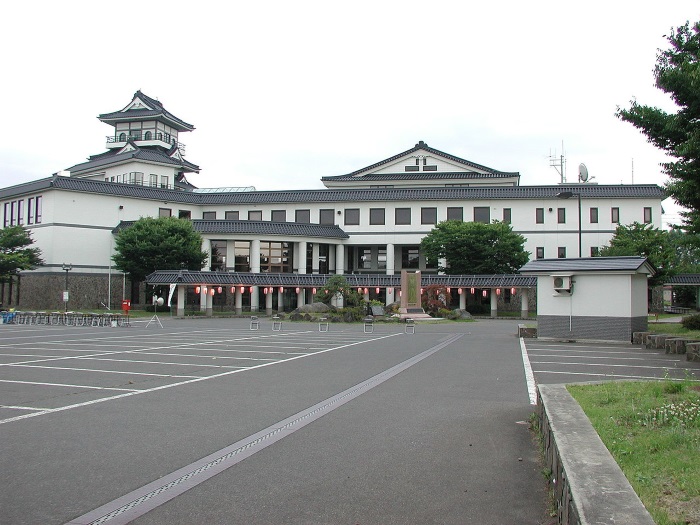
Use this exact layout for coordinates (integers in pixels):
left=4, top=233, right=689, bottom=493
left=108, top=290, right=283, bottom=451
left=1, top=1, right=697, bottom=225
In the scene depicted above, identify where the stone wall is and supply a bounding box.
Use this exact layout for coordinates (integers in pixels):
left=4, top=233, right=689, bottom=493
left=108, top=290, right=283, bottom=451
left=538, top=315, right=647, bottom=342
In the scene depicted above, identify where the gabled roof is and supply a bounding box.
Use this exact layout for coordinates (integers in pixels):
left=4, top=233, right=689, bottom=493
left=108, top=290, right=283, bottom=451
left=66, top=145, right=200, bottom=175
left=520, top=256, right=656, bottom=275
left=98, top=90, right=194, bottom=132
left=322, top=141, right=520, bottom=181
left=0, top=176, right=666, bottom=204
left=114, top=219, right=349, bottom=239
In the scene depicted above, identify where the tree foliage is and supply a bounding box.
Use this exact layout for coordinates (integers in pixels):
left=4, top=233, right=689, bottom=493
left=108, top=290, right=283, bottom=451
left=616, top=20, right=700, bottom=232
left=112, top=217, right=208, bottom=282
left=420, top=220, right=529, bottom=274
left=315, top=274, right=362, bottom=306
left=0, top=226, right=44, bottom=281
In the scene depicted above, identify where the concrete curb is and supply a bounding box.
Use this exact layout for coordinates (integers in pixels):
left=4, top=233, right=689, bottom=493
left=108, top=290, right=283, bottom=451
left=537, top=384, right=655, bottom=525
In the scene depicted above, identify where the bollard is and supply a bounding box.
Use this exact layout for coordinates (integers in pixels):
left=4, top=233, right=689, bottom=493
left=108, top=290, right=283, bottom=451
left=272, top=315, right=282, bottom=331
left=363, top=316, right=374, bottom=334
left=319, top=317, right=329, bottom=332
left=250, top=315, right=259, bottom=330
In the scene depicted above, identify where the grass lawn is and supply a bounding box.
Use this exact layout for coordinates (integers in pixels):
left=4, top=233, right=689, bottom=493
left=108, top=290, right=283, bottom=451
left=647, top=321, right=700, bottom=340
left=568, top=380, right=700, bottom=525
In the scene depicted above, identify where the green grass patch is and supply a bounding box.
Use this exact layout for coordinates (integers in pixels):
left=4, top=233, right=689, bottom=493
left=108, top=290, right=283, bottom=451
left=568, top=380, right=700, bottom=525
left=646, top=322, right=700, bottom=340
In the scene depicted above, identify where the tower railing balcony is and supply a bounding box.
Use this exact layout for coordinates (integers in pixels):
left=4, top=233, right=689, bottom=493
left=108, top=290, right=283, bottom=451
left=106, top=135, right=186, bottom=155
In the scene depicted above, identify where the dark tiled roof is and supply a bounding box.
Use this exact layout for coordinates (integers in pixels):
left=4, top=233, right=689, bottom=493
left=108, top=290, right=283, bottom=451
left=0, top=176, right=666, bottom=203
left=666, top=274, right=700, bottom=285
left=322, top=141, right=520, bottom=180
left=98, top=91, right=194, bottom=131
left=520, top=256, right=654, bottom=274
left=66, top=146, right=200, bottom=174
left=323, top=172, right=518, bottom=182
left=114, top=219, right=349, bottom=239
left=145, top=270, right=536, bottom=288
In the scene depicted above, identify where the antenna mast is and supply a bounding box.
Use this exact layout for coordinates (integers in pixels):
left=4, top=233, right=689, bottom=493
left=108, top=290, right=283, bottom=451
left=549, top=143, right=566, bottom=183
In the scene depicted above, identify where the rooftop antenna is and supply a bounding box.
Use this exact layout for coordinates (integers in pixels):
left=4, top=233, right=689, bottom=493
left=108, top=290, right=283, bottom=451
left=549, top=142, right=566, bottom=183
left=578, top=163, right=589, bottom=183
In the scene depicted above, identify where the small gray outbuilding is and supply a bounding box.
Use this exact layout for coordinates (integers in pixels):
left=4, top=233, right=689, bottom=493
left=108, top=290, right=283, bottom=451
left=520, top=256, right=655, bottom=342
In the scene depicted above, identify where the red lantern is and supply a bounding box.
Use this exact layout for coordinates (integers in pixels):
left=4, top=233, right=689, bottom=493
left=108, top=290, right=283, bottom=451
left=364, top=288, right=369, bottom=294
left=511, top=287, right=516, bottom=295
left=458, top=288, right=462, bottom=295
left=399, top=290, right=402, bottom=297
left=240, top=286, right=245, bottom=293
left=471, top=287, right=475, bottom=294
left=420, top=288, right=424, bottom=294
left=447, top=287, right=451, bottom=293
left=312, top=288, right=317, bottom=294
left=230, top=286, right=235, bottom=293
left=279, top=287, right=284, bottom=293
left=482, top=290, right=487, bottom=297
left=217, top=286, right=222, bottom=294
left=387, top=287, right=393, bottom=294
left=296, top=287, right=300, bottom=293
left=195, top=286, right=201, bottom=294
left=496, top=288, right=501, bottom=295
left=376, top=287, right=380, bottom=294
left=202, top=286, right=208, bottom=294
left=209, top=288, right=215, bottom=296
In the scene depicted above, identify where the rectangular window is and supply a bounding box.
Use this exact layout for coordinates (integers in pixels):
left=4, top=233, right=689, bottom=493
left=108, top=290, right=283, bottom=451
left=27, top=197, right=34, bottom=225
left=421, top=207, right=438, bottom=225
left=377, top=247, right=387, bottom=270
left=202, top=211, right=216, bottom=220
left=319, top=209, right=335, bottom=225
left=149, top=174, right=158, bottom=187
left=179, top=210, right=192, bottom=220
left=271, top=210, right=286, bottom=222
left=3, top=203, right=9, bottom=227
left=210, top=240, right=227, bottom=271
left=234, top=241, right=250, bottom=272
left=295, top=209, right=310, bottom=223
left=35, top=196, right=42, bottom=224
left=359, top=247, right=372, bottom=269
left=370, top=208, right=385, bottom=225
left=557, top=208, right=566, bottom=224
left=10, top=201, right=15, bottom=226
left=423, top=165, right=437, bottom=171
left=159, top=207, right=172, bottom=217
left=536, top=247, right=544, bottom=259
left=447, top=207, right=463, bottom=221
left=344, top=208, right=360, bottom=225
left=502, top=208, right=511, bottom=224
left=611, top=207, right=620, bottom=223
left=589, top=207, right=598, bottom=223
left=473, top=207, right=490, bottom=224
left=536, top=208, right=545, bottom=224
left=160, top=175, right=168, bottom=189
left=402, top=246, right=420, bottom=269
left=395, top=208, right=411, bottom=225
left=558, top=247, right=567, bottom=258
left=248, top=210, right=262, bottom=221
left=225, top=211, right=239, bottom=220
left=16, top=199, right=24, bottom=226
left=644, top=207, right=652, bottom=224
left=405, top=165, right=419, bottom=172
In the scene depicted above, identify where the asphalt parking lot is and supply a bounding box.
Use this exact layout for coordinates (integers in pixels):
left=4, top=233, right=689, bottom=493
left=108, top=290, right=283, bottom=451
left=2, top=317, right=698, bottom=525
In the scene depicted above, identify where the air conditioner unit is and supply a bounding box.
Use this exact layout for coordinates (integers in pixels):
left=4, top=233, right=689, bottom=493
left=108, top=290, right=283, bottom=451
left=553, top=275, right=572, bottom=291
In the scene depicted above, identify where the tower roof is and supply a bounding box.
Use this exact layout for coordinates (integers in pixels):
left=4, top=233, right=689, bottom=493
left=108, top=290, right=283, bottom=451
left=98, top=91, right=195, bottom=132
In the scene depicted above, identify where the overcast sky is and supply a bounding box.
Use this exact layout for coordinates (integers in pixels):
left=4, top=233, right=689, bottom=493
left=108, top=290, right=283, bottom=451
left=1, top=1, right=697, bottom=225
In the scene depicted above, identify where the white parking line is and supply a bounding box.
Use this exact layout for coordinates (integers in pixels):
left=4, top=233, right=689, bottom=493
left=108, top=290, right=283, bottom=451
left=519, top=338, right=537, bottom=405
left=7, top=364, right=202, bottom=378
left=77, top=357, right=246, bottom=368
left=0, top=332, right=401, bottom=425
left=0, top=379, right=139, bottom=391
left=1, top=405, right=52, bottom=411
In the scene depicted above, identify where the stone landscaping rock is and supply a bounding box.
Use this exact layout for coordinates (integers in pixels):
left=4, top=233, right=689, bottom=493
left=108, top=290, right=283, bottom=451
left=686, top=342, right=700, bottom=362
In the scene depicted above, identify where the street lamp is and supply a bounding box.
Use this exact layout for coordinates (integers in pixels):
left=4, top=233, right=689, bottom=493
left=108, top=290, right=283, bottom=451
left=556, top=191, right=582, bottom=257
left=62, top=263, right=72, bottom=312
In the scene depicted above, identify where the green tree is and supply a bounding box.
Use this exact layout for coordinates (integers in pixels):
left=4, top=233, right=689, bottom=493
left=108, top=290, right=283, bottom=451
left=616, top=20, right=700, bottom=232
left=598, top=222, right=675, bottom=285
left=0, top=226, right=44, bottom=280
left=420, top=221, right=529, bottom=274
left=112, top=217, right=208, bottom=283
left=315, top=274, right=362, bottom=306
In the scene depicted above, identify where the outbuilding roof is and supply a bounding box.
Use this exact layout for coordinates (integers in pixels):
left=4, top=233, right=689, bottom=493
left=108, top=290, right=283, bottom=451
left=145, top=270, right=536, bottom=288
left=520, top=256, right=656, bottom=275
left=666, top=274, right=700, bottom=286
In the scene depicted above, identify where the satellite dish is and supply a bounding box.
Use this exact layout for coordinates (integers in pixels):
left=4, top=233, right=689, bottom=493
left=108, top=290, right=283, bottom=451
left=579, top=163, right=589, bottom=182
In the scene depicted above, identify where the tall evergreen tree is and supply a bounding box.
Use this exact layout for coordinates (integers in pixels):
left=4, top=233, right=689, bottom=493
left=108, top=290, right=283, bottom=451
left=616, top=20, right=700, bottom=232
left=0, top=226, right=44, bottom=281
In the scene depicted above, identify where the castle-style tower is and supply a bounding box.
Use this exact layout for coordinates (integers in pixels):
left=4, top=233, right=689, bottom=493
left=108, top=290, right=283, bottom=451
left=66, top=91, right=200, bottom=190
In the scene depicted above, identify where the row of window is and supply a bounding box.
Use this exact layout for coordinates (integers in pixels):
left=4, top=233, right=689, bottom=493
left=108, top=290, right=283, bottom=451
left=161, top=205, right=654, bottom=227
left=535, top=206, right=652, bottom=225
left=194, top=207, right=508, bottom=225
left=3, top=196, right=43, bottom=227
left=107, top=173, right=171, bottom=189
left=535, top=246, right=601, bottom=259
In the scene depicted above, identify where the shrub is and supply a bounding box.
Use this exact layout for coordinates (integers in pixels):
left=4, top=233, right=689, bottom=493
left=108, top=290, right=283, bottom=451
left=681, top=313, right=700, bottom=331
